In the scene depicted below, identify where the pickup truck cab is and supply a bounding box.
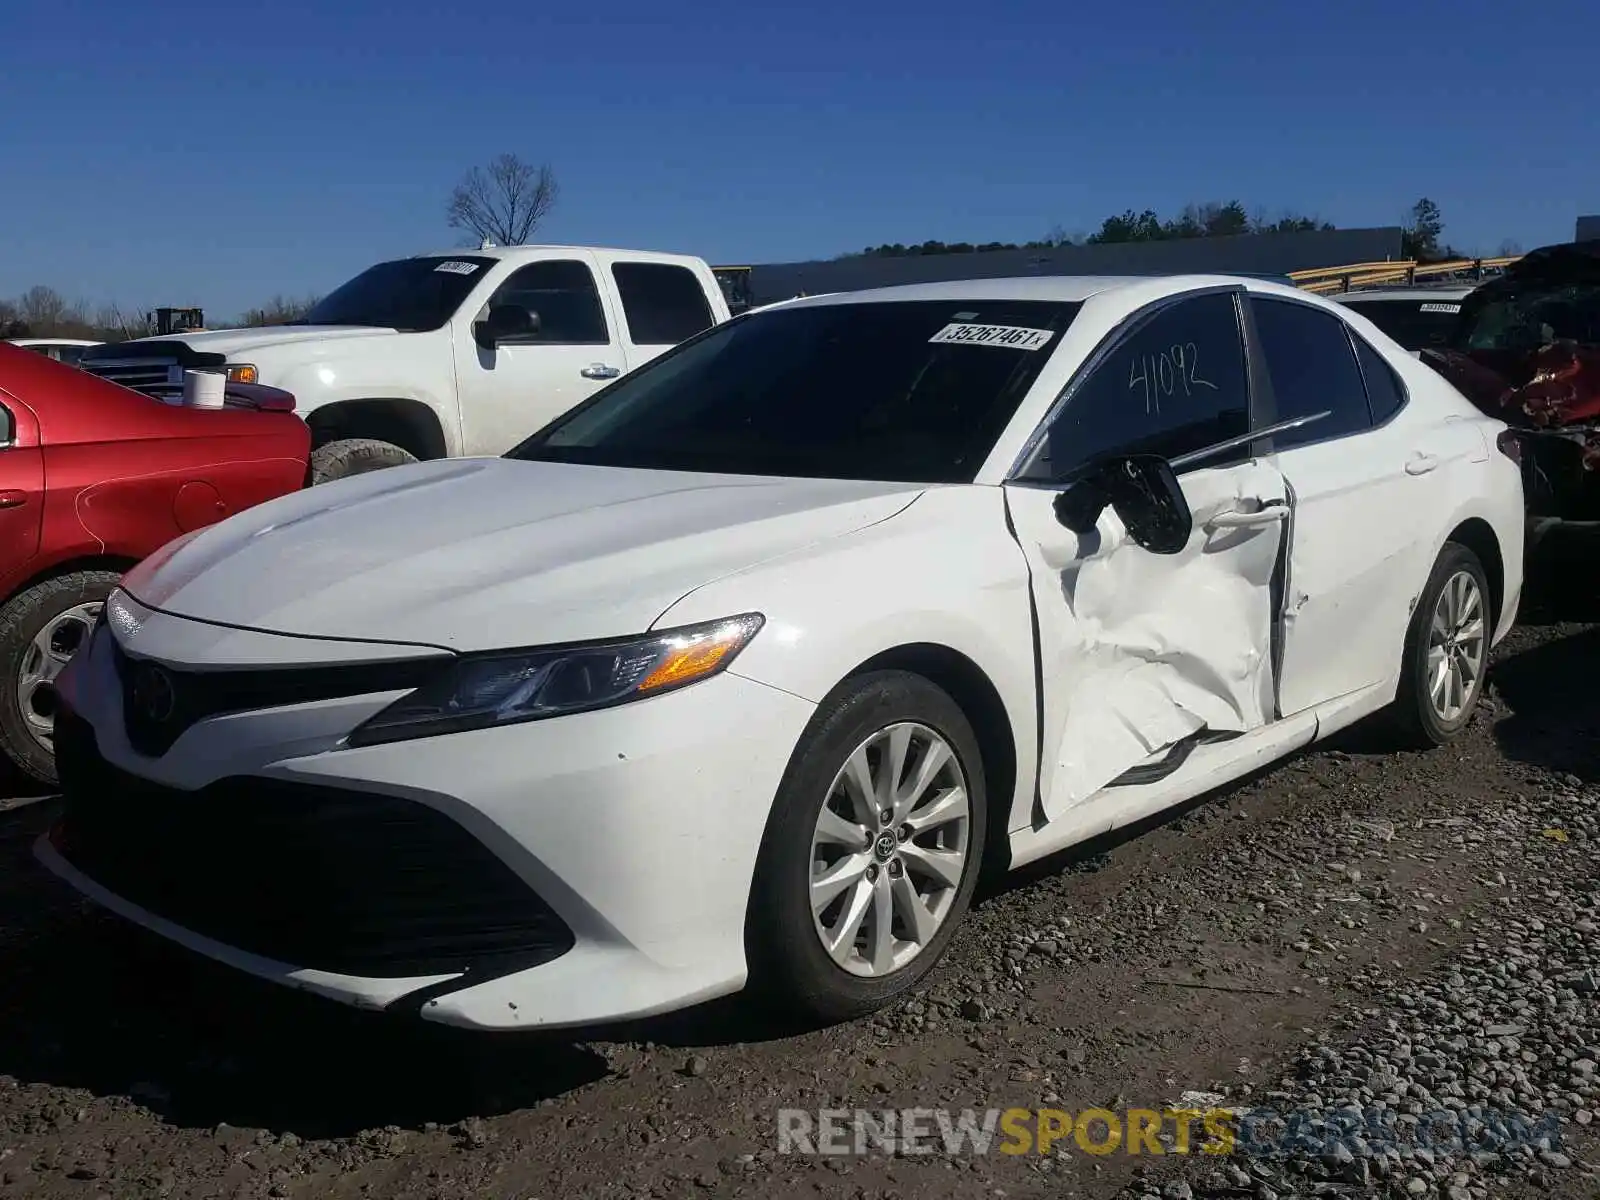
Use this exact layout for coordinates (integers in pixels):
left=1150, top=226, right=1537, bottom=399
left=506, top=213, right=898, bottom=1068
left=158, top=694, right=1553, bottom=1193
left=80, top=246, right=731, bottom=482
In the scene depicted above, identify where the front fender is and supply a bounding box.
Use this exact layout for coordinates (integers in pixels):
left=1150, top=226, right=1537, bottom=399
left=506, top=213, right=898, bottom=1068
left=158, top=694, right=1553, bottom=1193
left=651, top=485, right=1040, bottom=832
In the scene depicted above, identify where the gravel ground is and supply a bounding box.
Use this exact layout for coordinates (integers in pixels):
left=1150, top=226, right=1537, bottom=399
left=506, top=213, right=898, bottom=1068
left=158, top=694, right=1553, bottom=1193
left=0, top=554, right=1595, bottom=1200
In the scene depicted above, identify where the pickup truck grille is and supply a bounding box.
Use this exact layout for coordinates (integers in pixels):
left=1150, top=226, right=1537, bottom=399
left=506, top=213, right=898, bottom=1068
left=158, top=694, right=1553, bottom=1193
left=84, top=358, right=181, bottom=395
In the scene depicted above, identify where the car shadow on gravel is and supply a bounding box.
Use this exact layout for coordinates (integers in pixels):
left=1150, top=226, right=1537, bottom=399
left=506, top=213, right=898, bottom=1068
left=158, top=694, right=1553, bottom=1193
left=1490, top=623, right=1600, bottom=784
left=0, top=802, right=612, bottom=1139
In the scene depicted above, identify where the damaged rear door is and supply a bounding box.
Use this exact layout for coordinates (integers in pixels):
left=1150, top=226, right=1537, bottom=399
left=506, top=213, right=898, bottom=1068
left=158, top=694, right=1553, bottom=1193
left=1002, top=288, right=1288, bottom=823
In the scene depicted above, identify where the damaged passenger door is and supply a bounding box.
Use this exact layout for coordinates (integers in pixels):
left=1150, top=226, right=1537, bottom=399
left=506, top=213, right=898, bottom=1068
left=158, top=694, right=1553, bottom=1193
left=1002, top=289, right=1288, bottom=824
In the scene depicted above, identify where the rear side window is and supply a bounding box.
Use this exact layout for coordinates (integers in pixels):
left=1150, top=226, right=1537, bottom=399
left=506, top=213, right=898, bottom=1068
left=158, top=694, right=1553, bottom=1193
left=1252, top=298, right=1372, bottom=449
left=489, top=260, right=610, bottom=344
left=611, top=263, right=715, bottom=345
left=0, top=402, right=13, bottom=442
left=1353, top=335, right=1407, bottom=424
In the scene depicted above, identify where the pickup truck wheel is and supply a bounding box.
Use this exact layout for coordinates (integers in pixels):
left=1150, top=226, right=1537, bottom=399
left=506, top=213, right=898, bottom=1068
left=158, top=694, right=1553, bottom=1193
left=0, top=570, right=122, bottom=785
left=309, top=438, right=417, bottom=485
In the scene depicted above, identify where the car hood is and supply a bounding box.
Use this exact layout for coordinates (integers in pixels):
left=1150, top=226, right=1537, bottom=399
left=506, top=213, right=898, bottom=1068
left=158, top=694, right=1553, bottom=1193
left=127, top=326, right=400, bottom=357
left=120, top=458, right=924, bottom=652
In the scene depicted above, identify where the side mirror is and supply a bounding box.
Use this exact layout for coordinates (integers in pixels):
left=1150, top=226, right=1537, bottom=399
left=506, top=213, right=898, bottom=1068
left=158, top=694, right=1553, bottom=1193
left=474, top=304, right=539, bottom=349
left=1052, top=453, right=1192, bottom=555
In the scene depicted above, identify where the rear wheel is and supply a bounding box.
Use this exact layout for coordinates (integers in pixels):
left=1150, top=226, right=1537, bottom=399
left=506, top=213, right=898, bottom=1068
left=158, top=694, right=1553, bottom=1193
left=746, top=671, right=986, bottom=1023
left=1388, top=542, right=1491, bottom=747
left=308, top=438, right=417, bottom=485
left=0, top=570, right=121, bottom=784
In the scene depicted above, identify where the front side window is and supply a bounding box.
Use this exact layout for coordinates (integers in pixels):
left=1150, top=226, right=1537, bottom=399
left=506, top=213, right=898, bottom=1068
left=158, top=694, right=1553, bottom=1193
left=1019, top=291, right=1250, bottom=481
left=488, top=260, right=610, bottom=345
left=509, top=299, right=1082, bottom=483
left=1252, top=298, right=1371, bottom=449
left=301, top=256, right=497, bottom=332
left=611, top=262, right=715, bottom=344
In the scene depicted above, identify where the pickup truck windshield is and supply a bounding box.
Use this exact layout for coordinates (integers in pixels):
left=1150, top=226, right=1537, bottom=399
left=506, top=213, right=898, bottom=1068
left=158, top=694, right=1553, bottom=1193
left=508, top=299, right=1081, bottom=483
left=299, top=256, right=497, bottom=332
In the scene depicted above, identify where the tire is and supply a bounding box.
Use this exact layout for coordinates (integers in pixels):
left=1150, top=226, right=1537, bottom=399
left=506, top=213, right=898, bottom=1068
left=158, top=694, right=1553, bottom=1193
left=745, top=670, right=987, bottom=1024
left=308, top=438, right=417, bottom=485
left=0, top=570, right=121, bottom=785
left=1388, top=542, right=1492, bottom=748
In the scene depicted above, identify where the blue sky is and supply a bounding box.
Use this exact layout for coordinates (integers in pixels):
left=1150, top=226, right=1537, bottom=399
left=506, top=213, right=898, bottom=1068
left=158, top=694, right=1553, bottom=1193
left=2, top=0, right=1595, bottom=319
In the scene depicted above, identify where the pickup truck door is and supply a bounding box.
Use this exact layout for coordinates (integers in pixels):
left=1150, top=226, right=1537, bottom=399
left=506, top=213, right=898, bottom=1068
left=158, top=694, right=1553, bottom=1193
left=0, top=392, right=45, bottom=585
left=452, top=250, right=630, bottom=456
left=600, top=256, right=725, bottom=372
left=1002, top=289, right=1286, bottom=822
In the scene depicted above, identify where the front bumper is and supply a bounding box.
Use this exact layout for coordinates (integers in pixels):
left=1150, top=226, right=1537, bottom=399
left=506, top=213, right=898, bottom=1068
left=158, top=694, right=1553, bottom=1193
left=37, top=618, right=817, bottom=1030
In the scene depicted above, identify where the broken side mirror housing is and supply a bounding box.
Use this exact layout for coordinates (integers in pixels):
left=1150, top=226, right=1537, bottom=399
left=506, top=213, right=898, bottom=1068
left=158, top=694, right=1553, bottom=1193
left=1052, top=453, right=1192, bottom=554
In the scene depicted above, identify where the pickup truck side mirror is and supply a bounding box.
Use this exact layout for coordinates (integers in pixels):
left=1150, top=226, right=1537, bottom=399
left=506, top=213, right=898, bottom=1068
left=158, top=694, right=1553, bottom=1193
left=1052, top=453, right=1192, bottom=554
left=474, top=304, right=540, bottom=350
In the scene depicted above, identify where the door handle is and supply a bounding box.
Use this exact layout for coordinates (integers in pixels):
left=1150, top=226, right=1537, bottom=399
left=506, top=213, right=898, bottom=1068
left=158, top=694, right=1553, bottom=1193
left=1405, top=452, right=1440, bottom=475
left=580, top=363, right=621, bottom=380
left=0, top=491, right=26, bottom=510
left=1206, top=501, right=1289, bottom=530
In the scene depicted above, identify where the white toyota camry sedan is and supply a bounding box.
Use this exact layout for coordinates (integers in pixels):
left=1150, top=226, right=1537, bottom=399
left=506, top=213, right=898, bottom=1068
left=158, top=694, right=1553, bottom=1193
left=38, top=275, right=1524, bottom=1031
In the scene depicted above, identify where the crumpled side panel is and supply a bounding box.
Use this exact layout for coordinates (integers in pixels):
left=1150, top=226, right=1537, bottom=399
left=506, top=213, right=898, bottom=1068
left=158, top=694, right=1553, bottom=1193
left=1012, top=464, right=1282, bottom=820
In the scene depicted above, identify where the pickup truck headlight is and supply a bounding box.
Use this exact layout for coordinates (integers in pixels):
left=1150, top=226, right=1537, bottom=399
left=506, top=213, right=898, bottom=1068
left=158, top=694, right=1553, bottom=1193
left=346, top=613, right=764, bottom=748
left=225, top=364, right=258, bottom=384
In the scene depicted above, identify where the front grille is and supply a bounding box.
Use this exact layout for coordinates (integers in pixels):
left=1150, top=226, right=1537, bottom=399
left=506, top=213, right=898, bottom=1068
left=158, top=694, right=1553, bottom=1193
left=85, top=359, right=179, bottom=394
left=52, top=711, right=575, bottom=979
left=109, top=639, right=448, bottom=757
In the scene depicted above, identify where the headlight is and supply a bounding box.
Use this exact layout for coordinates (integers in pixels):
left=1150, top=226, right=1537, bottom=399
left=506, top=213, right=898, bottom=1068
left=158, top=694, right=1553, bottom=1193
left=346, top=613, right=764, bottom=748
left=225, top=364, right=258, bottom=384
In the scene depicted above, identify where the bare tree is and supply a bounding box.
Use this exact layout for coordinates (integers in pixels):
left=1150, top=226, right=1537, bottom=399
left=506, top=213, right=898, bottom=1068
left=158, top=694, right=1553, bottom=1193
left=447, top=154, right=559, bottom=246
left=238, top=293, right=321, bottom=327
left=1496, top=238, right=1524, bottom=258
left=93, top=303, right=154, bottom=341
left=19, top=286, right=74, bottom=332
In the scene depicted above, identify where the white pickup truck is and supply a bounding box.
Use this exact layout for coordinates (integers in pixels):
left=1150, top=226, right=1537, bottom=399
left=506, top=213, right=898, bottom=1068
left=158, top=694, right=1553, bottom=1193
left=80, top=246, right=732, bottom=482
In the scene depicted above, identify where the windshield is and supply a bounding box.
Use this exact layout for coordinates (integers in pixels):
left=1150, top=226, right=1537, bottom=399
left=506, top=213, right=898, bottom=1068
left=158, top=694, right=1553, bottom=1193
left=299, top=256, right=496, bottom=332
left=507, top=299, right=1082, bottom=482
left=1343, top=298, right=1462, bottom=350
left=1459, top=282, right=1600, bottom=352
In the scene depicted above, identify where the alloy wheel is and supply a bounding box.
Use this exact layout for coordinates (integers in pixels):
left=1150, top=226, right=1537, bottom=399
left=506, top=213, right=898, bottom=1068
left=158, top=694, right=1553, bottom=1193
left=1426, top=569, right=1486, bottom=723
left=17, top=600, right=101, bottom=750
left=808, top=721, right=972, bottom=978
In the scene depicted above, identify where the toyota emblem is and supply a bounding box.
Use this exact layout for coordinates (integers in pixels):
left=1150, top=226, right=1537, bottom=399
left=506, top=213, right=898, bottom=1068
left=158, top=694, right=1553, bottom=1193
left=130, top=663, right=177, bottom=723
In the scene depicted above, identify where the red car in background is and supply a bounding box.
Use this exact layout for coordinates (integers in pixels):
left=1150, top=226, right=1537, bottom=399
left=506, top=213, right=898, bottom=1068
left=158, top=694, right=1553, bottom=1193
left=0, top=344, right=310, bottom=783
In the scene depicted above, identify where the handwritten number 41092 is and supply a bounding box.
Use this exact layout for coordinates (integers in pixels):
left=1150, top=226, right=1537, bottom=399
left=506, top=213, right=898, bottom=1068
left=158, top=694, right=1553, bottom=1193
left=1127, top=343, right=1216, bottom=414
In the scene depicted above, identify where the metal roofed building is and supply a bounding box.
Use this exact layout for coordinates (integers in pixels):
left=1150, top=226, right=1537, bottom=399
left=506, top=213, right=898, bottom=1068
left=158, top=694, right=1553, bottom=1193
left=730, top=226, right=1404, bottom=307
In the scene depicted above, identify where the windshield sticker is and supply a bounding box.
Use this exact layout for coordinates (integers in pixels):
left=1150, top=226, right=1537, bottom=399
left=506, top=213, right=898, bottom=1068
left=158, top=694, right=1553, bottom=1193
left=929, top=323, right=1055, bottom=351
left=1418, top=302, right=1461, bottom=313
left=434, top=261, right=480, bottom=275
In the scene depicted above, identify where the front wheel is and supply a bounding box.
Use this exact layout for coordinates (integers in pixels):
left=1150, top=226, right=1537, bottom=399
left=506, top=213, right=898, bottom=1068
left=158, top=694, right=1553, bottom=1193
left=308, top=438, right=417, bottom=485
left=0, top=570, right=122, bottom=784
left=745, top=670, right=987, bottom=1024
left=1388, top=542, right=1492, bottom=747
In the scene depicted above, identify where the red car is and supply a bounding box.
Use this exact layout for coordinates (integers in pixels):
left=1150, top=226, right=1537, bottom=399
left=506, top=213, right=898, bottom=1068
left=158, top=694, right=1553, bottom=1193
left=0, top=344, right=310, bottom=783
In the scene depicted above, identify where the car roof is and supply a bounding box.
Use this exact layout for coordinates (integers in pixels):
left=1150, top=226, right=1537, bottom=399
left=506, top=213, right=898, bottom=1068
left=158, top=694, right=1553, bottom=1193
left=5, top=337, right=102, bottom=347
left=769, top=274, right=1323, bottom=309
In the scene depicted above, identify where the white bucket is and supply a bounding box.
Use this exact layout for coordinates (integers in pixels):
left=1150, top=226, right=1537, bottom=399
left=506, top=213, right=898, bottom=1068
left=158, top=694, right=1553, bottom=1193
left=182, top=369, right=227, bottom=409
